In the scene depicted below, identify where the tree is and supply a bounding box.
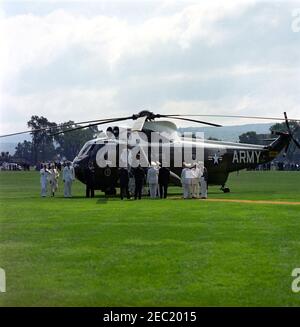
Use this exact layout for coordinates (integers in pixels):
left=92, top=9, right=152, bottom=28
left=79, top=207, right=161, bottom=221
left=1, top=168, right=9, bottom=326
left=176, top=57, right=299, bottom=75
left=239, top=131, right=260, bottom=144
left=14, top=140, right=33, bottom=164
left=55, top=121, right=98, bottom=160
left=27, top=116, right=57, bottom=163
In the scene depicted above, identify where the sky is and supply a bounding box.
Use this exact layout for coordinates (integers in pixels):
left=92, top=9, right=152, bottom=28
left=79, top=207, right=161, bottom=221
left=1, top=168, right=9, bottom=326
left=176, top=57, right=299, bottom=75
left=0, top=0, right=300, bottom=135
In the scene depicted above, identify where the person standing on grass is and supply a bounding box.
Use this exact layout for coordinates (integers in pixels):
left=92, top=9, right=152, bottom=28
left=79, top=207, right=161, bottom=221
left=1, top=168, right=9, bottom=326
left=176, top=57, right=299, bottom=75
left=48, top=164, right=60, bottom=197
left=147, top=162, right=159, bottom=199
left=85, top=162, right=95, bottom=198
left=158, top=166, right=170, bottom=199
left=199, top=162, right=208, bottom=199
left=181, top=163, right=192, bottom=199
left=40, top=164, right=50, bottom=197
left=119, top=167, right=130, bottom=200
left=63, top=161, right=75, bottom=198
left=191, top=163, right=200, bottom=198
left=134, top=164, right=145, bottom=200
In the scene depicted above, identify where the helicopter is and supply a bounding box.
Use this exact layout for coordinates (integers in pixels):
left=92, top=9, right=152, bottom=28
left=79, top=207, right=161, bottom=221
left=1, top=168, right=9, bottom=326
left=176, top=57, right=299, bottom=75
left=1, top=110, right=300, bottom=194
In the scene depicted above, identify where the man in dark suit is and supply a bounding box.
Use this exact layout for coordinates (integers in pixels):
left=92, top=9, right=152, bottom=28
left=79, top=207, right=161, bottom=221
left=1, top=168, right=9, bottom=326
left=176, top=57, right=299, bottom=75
left=158, top=167, right=170, bottom=199
left=119, top=168, right=130, bottom=200
left=85, top=163, right=95, bottom=198
left=134, top=164, right=145, bottom=200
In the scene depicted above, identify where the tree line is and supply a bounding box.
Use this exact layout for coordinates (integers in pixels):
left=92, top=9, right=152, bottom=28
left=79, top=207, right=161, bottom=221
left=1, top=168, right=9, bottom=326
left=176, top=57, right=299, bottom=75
left=13, top=116, right=98, bottom=165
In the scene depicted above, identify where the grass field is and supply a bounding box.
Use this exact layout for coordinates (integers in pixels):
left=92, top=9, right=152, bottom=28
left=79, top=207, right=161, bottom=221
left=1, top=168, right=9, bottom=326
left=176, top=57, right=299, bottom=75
left=0, top=170, right=300, bottom=306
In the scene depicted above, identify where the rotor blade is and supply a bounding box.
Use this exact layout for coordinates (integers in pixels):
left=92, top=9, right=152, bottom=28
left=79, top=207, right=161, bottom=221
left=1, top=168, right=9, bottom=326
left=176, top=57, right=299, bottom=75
left=284, top=112, right=300, bottom=149
left=50, top=117, right=132, bottom=136
left=164, top=114, right=300, bottom=122
left=158, top=115, right=222, bottom=127
left=0, top=117, right=129, bottom=138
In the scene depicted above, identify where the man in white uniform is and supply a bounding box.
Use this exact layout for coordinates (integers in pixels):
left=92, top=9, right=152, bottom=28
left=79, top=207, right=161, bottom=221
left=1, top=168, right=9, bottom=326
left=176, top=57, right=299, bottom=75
left=199, top=162, right=208, bottom=199
left=63, top=161, right=75, bottom=198
left=191, top=163, right=200, bottom=198
left=147, top=162, right=159, bottom=199
left=40, top=164, right=50, bottom=197
left=48, top=164, right=60, bottom=197
left=181, top=163, right=192, bottom=199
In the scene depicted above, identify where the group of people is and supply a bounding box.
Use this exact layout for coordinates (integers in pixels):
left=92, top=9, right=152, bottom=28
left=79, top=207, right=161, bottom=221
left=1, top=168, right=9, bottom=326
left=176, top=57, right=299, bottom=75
left=40, top=161, right=75, bottom=198
left=118, top=162, right=171, bottom=200
left=118, top=161, right=208, bottom=200
left=181, top=162, right=208, bottom=199
left=40, top=160, right=208, bottom=200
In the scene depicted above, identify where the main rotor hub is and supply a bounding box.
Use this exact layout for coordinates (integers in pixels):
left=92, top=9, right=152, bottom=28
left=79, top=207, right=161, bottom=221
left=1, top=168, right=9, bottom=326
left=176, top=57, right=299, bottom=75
left=133, top=110, right=157, bottom=121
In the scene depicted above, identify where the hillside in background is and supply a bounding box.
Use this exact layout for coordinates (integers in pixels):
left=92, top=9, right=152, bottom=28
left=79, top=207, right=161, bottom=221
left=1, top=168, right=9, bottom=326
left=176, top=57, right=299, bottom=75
left=179, top=123, right=273, bottom=142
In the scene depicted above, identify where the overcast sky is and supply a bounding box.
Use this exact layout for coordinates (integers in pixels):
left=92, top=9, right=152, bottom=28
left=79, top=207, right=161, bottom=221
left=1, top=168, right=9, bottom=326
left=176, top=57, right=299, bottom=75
left=0, top=0, right=300, bottom=134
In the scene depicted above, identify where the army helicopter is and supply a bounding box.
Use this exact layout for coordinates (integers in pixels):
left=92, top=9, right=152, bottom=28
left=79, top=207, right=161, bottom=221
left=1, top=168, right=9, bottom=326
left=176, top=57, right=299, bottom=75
left=1, top=111, right=300, bottom=194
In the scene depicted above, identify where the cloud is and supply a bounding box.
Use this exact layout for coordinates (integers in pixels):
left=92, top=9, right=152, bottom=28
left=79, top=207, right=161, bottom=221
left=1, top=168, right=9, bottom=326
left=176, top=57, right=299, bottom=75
left=0, top=0, right=299, bottom=135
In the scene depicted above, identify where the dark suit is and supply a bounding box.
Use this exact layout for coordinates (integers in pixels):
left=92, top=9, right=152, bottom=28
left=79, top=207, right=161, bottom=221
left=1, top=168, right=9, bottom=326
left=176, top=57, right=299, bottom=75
left=85, top=167, right=95, bottom=198
left=134, top=166, right=145, bottom=199
left=119, top=168, right=130, bottom=200
left=158, top=167, right=170, bottom=198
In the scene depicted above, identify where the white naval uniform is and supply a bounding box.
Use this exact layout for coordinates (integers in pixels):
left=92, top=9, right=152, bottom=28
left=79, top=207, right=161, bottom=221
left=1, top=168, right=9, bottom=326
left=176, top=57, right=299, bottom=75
left=40, top=168, right=49, bottom=197
left=49, top=168, right=59, bottom=195
left=181, top=168, right=192, bottom=199
left=63, top=165, right=75, bottom=197
left=147, top=166, right=159, bottom=198
left=191, top=167, right=200, bottom=198
left=200, top=168, right=208, bottom=199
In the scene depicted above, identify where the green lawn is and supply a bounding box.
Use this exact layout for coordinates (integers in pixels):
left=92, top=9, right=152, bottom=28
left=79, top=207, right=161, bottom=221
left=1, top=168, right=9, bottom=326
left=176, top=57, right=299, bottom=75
left=0, top=170, right=300, bottom=306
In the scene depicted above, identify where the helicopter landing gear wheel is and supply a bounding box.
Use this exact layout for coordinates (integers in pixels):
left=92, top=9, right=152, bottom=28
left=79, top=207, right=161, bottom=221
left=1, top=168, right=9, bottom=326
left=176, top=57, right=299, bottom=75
left=221, top=186, right=230, bottom=193
left=105, top=187, right=117, bottom=196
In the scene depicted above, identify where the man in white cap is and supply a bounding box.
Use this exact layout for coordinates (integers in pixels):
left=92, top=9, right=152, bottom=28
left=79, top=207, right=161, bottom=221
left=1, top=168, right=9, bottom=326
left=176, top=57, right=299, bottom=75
left=63, top=161, right=75, bottom=198
left=40, top=164, right=50, bottom=197
left=191, top=163, right=200, bottom=198
left=181, top=162, right=192, bottom=199
left=48, top=163, right=60, bottom=197
left=147, top=161, right=159, bottom=199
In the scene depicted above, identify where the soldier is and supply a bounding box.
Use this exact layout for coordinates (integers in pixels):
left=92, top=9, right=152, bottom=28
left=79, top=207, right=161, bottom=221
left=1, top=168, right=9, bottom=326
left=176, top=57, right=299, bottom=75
left=119, top=167, right=130, bottom=200
left=147, top=162, right=159, bottom=199
left=158, top=166, right=170, bottom=199
left=63, top=161, right=75, bottom=198
left=85, top=162, right=95, bottom=198
left=48, top=164, right=60, bottom=197
left=134, top=164, right=145, bottom=200
left=40, top=164, right=50, bottom=197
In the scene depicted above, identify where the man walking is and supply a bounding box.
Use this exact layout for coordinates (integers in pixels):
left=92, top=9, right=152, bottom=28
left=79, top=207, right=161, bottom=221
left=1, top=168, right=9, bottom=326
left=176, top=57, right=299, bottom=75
left=48, top=164, right=59, bottom=197
left=158, top=166, right=170, bottom=199
left=40, top=164, right=50, bottom=197
left=63, top=161, right=75, bottom=198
